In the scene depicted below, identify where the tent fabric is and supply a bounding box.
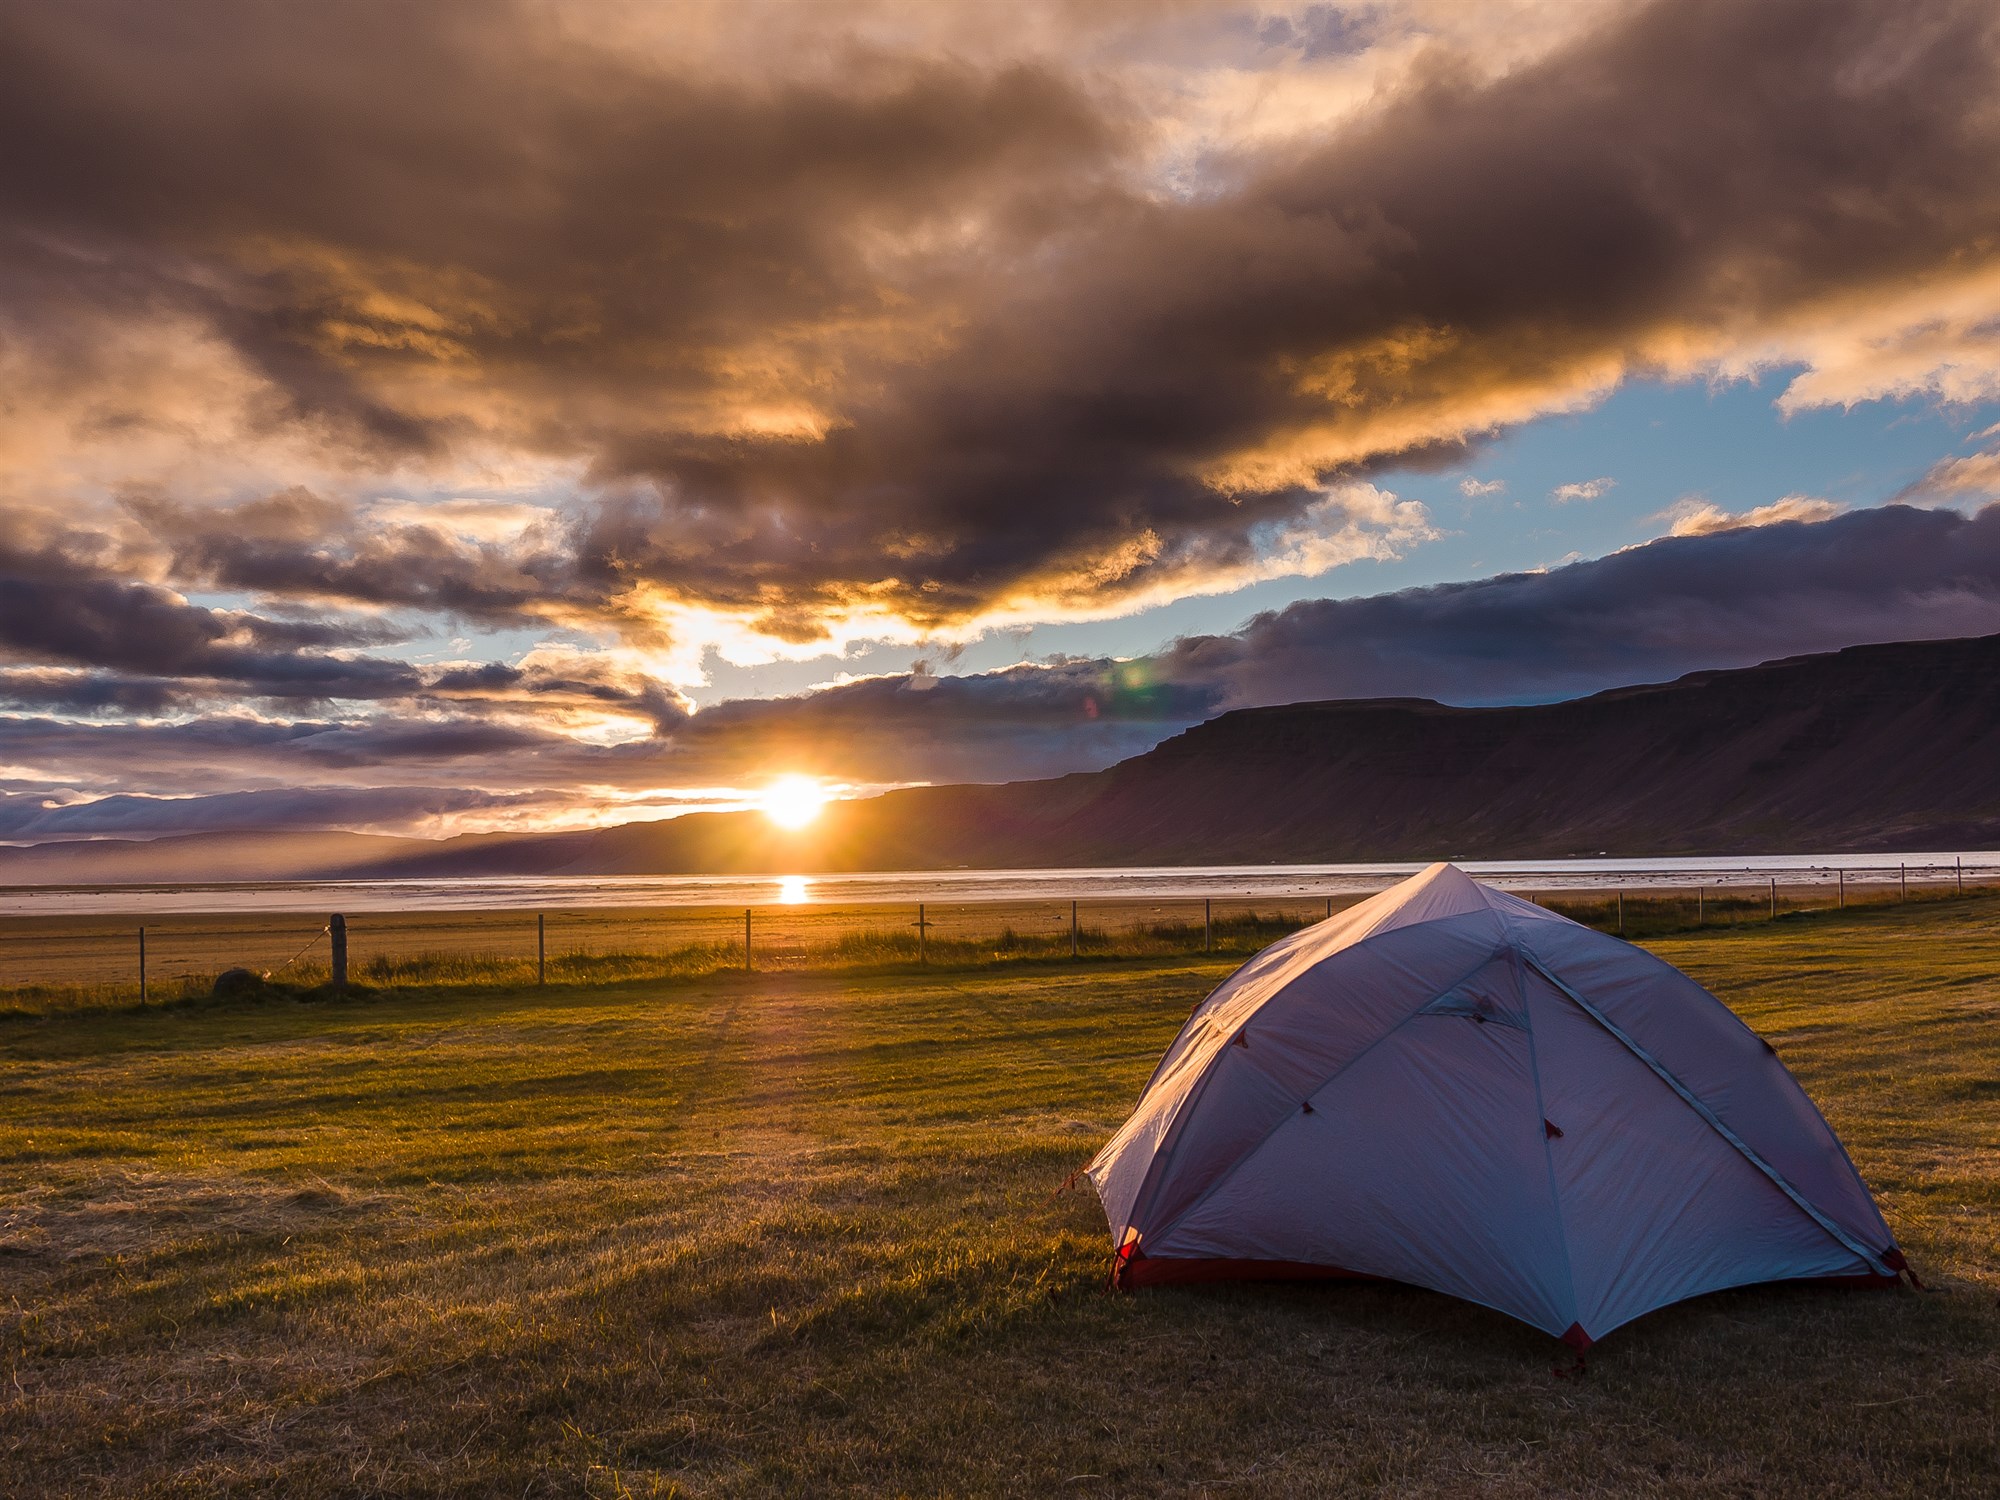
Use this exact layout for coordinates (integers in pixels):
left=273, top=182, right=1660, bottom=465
left=1086, top=863, right=1900, bottom=1346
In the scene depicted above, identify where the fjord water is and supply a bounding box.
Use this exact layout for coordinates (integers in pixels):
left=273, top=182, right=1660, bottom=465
left=3, top=852, right=1995, bottom=916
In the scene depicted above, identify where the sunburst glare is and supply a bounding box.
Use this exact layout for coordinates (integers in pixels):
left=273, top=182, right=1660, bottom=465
left=760, top=775, right=829, bottom=830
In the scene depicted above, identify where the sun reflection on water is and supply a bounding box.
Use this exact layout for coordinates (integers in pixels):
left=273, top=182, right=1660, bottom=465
left=777, top=875, right=810, bottom=904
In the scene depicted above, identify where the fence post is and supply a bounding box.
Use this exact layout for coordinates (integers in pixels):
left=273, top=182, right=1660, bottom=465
left=1070, top=900, right=1078, bottom=958
left=537, top=913, right=546, bottom=985
left=1616, top=889, right=1624, bottom=936
left=138, top=926, right=147, bottom=1004
left=1696, top=886, right=1703, bottom=925
left=744, top=908, right=752, bottom=972
left=1838, top=869, right=1845, bottom=910
left=330, top=913, right=348, bottom=989
left=1204, top=898, right=1212, bottom=954
left=1324, top=896, right=1332, bottom=921
left=917, top=903, right=927, bottom=965
left=1769, top=879, right=1777, bottom=920
left=1957, top=856, right=1963, bottom=894
left=1900, top=863, right=1907, bottom=902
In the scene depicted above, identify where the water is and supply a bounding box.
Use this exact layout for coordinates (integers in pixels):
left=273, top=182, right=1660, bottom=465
left=2, top=852, right=1993, bottom=917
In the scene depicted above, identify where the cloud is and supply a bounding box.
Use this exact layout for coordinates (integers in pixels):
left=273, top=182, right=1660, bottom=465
left=1896, top=446, right=2000, bottom=504
left=1659, top=494, right=1843, bottom=537
left=1151, top=501, right=2000, bottom=709
left=0, top=0, right=1998, bottom=655
left=1458, top=477, right=1506, bottom=498
left=1551, top=477, right=1615, bottom=504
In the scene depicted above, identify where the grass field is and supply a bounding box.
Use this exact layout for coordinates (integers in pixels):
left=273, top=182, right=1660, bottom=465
left=1, top=895, right=1996, bottom=1495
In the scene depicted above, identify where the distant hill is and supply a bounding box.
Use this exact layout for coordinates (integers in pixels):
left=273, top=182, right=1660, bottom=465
left=8, top=633, right=2000, bottom=885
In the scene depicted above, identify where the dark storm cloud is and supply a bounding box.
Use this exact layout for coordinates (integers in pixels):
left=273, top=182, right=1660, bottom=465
left=1154, top=503, right=2000, bottom=708
left=126, top=492, right=572, bottom=628
left=3, top=0, right=1999, bottom=635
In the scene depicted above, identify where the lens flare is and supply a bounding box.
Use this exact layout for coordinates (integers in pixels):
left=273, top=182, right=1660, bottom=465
left=760, top=775, right=828, bottom=830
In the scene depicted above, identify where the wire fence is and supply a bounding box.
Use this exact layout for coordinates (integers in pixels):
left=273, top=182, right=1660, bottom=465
left=2, top=861, right=1994, bottom=1008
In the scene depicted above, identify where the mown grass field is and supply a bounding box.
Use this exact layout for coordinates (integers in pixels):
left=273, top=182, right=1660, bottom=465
left=1, top=895, right=1996, bottom=1496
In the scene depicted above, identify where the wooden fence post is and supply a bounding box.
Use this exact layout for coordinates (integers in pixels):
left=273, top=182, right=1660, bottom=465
left=1070, top=900, right=1078, bottom=958
left=1838, top=869, right=1845, bottom=910
left=744, top=908, right=752, bottom=971
left=1957, top=856, right=1963, bottom=894
left=1324, top=896, right=1333, bottom=921
left=537, top=913, right=546, bottom=985
left=1769, top=878, right=1777, bottom=920
left=1204, top=898, right=1212, bottom=953
left=138, top=926, right=147, bottom=1004
left=1696, top=886, right=1704, bottom=925
left=1616, top=889, right=1624, bottom=936
left=1900, top=863, right=1907, bottom=902
left=917, top=903, right=927, bottom=965
left=330, top=913, right=347, bottom=989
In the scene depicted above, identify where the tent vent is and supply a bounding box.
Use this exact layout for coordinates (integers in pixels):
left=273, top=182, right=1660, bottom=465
left=1544, top=1119, right=1564, bottom=1139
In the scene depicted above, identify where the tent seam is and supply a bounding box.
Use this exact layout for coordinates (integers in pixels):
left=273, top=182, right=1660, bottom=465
left=1521, top=952, right=1891, bottom=1277
left=1514, top=940, right=1585, bottom=1338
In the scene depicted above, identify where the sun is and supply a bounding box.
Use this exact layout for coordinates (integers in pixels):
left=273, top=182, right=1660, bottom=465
left=760, top=774, right=828, bottom=830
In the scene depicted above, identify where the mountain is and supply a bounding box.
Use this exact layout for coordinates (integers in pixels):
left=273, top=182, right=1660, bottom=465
left=8, top=632, right=2000, bottom=885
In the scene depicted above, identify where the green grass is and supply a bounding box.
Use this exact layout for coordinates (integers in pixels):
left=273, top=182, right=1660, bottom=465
left=1, top=896, right=1996, bottom=1495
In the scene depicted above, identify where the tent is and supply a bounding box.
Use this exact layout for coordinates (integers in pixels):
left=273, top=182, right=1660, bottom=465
left=1086, top=863, right=1906, bottom=1348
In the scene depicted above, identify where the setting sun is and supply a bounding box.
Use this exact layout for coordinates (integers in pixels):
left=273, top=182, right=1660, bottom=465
left=760, top=775, right=829, bottom=830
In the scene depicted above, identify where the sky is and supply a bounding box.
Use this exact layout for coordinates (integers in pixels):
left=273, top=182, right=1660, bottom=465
left=7, top=0, right=2000, bottom=843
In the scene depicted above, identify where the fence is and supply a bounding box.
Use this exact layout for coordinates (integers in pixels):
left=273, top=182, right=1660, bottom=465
left=1, top=861, right=1994, bottom=1004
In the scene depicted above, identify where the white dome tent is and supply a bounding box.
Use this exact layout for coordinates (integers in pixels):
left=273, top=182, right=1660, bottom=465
left=1087, top=863, right=1908, bottom=1349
